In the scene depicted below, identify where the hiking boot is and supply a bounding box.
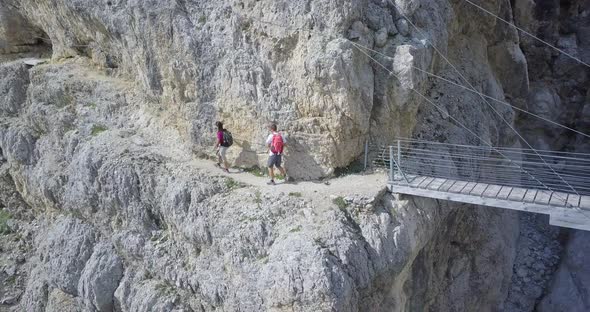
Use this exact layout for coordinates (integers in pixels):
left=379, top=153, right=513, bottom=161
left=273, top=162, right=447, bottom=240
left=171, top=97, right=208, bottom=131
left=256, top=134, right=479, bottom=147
left=223, top=168, right=230, bottom=173
left=267, top=180, right=276, bottom=185
left=215, top=162, right=221, bottom=168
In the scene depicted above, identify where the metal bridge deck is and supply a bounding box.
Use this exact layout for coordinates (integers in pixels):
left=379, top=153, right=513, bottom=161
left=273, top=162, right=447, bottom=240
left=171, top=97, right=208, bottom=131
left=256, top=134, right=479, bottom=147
left=370, top=139, right=590, bottom=231
left=389, top=175, right=590, bottom=231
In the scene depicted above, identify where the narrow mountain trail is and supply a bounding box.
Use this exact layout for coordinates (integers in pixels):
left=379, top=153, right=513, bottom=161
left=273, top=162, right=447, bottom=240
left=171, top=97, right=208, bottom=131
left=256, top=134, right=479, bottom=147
left=189, top=157, right=388, bottom=209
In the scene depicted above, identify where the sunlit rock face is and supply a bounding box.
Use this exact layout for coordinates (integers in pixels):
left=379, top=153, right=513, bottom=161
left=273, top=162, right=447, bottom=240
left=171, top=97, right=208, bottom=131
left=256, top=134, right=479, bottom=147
left=3, top=0, right=587, bottom=311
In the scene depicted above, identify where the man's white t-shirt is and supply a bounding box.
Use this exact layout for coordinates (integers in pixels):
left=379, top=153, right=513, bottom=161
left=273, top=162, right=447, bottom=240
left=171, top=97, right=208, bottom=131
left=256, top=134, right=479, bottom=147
left=266, top=132, right=287, bottom=156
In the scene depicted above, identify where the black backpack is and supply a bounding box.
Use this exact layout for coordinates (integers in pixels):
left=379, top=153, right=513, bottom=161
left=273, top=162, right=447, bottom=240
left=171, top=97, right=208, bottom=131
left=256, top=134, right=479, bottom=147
left=222, top=130, right=233, bottom=147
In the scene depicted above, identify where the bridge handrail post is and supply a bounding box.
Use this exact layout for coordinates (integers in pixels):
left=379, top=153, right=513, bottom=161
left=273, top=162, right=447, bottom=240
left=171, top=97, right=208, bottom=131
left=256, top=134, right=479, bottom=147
left=397, top=140, right=401, bottom=171
left=389, top=146, right=394, bottom=182
left=391, top=142, right=411, bottom=184
left=364, top=139, right=369, bottom=170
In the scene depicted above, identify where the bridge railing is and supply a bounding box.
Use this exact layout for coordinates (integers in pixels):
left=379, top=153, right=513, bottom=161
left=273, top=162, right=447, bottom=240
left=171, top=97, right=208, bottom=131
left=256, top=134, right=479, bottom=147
left=370, top=138, right=590, bottom=196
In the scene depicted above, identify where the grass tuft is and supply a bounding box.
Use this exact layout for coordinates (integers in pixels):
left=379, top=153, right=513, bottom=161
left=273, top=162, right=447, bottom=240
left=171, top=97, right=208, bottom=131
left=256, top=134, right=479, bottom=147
left=91, top=124, right=108, bottom=136
left=288, top=192, right=302, bottom=197
left=59, top=94, right=75, bottom=108
left=244, top=166, right=266, bottom=177
left=0, top=209, right=12, bottom=235
left=289, top=225, right=302, bottom=233
left=225, top=177, right=241, bottom=190
left=332, top=196, right=348, bottom=210
left=258, top=255, right=269, bottom=264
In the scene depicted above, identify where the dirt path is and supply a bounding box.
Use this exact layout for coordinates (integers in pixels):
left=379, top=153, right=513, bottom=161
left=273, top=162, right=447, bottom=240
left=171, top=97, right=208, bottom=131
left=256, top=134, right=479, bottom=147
left=190, top=158, right=388, bottom=209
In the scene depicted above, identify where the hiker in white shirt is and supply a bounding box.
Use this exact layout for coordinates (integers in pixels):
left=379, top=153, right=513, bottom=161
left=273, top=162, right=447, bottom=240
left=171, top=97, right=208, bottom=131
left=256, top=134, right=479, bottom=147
left=265, top=123, right=287, bottom=185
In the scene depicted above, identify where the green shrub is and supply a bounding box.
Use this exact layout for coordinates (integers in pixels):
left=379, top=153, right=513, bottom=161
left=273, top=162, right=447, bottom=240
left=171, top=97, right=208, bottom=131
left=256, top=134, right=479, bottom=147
left=332, top=196, right=348, bottom=210
left=288, top=192, right=302, bottom=197
left=58, top=94, right=75, bottom=108
left=258, top=255, right=269, bottom=264
left=5, top=275, right=16, bottom=285
left=225, top=177, right=241, bottom=189
left=0, top=209, right=12, bottom=235
left=244, top=166, right=266, bottom=177
left=91, top=124, right=107, bottom=136
left=289, top=225, right=302, bottom=233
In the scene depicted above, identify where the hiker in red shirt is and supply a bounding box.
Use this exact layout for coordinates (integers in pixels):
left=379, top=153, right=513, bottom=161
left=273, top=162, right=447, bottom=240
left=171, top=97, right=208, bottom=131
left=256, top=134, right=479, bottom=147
left=266, top=123, right=288, bottom=185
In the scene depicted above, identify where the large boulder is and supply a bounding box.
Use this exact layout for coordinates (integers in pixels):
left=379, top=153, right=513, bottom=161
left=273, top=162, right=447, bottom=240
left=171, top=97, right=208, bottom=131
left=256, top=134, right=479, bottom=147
left=0, top=62, right=30, bottom=116
left=78, top=243, right=124, bottom=311
left=488, top=42, right=529, bottom=99
left=36, top=216, right=97, bottom=295
left=538, top=231, right=590, bottom=312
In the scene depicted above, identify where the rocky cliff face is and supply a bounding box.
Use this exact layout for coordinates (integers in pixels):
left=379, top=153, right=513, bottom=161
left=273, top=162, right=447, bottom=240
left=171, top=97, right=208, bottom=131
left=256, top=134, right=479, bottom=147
left=0, top=0, right=530, bottom=179
left=0, top=0, right=587, bottom=311
left=3, top=0, right=378, bottom=180
left=509, top=1, right=590, bottom=311
left=514, top=0, right=590, bottom=152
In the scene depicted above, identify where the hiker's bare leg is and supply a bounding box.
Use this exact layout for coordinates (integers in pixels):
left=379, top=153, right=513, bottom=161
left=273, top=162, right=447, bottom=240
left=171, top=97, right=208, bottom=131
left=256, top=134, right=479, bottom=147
left=269, top=167, right=275, bottom=181
left=218, top=147, right=229, bottom=171
left=277, top=166, right=286, bottom=177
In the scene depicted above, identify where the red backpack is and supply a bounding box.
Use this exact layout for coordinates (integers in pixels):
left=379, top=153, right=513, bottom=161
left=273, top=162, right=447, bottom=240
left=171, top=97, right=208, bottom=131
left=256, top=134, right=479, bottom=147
left=271, top=132, right=284, bottom=154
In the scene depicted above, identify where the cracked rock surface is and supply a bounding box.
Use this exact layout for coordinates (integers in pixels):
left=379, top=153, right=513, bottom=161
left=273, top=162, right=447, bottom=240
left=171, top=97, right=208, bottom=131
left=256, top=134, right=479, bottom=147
left=0, top=0, right=589, bottom=311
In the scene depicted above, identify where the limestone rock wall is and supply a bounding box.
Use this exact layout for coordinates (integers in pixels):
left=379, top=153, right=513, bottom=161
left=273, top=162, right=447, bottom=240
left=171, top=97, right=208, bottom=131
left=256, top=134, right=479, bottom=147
left=538, top=230, right=590, bottom=311
left=0, top=0, right=560, bottom=311
left=0, top=3, right=49, bottom=54
left=508, top=1, right=590, bottom=311
left=4, top=0, right=377, bottom=179
left=0, top=55, right=520, bottom=311
left=1, top=0, right=531, bottom=178
left=406, top=206, right=519, bottom=312
left=514, top=0, right=590, bottom=151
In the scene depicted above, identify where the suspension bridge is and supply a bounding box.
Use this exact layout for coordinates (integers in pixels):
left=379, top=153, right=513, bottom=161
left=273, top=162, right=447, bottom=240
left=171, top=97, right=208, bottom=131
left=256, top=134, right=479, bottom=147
left=369, top=139, right=590, bottom=231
